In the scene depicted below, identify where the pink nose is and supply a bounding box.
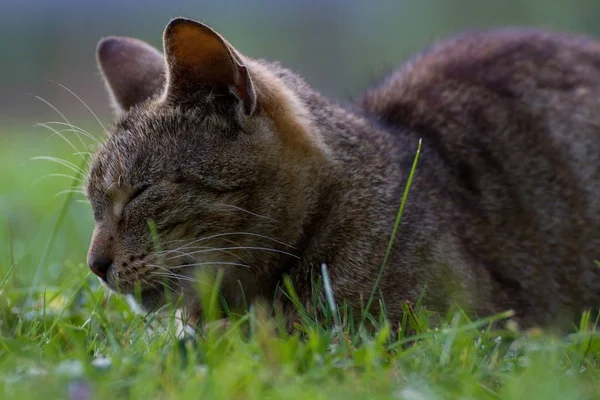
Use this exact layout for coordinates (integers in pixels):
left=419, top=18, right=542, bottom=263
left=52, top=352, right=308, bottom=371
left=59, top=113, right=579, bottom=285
left=88, top=254, right=112, bottom=280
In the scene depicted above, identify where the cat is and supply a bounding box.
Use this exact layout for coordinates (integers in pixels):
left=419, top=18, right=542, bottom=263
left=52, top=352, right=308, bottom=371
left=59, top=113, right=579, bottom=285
left=86, top=17, right=600, bottom=330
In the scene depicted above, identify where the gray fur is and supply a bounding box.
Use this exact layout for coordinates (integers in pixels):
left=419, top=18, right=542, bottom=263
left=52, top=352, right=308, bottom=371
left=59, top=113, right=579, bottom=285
left=86, top=19, right=599, bottom=330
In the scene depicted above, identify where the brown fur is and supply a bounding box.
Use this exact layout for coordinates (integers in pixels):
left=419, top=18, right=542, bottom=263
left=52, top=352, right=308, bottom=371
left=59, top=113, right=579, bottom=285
left=86, top=18, right=600, bottom=330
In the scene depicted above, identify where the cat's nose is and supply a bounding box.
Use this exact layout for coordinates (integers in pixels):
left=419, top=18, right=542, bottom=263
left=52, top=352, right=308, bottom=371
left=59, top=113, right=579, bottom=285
left=88, top=254, right=112, bottom=280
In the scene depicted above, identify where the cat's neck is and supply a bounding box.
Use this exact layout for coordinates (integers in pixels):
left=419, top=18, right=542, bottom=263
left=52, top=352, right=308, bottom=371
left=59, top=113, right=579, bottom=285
left=287, top=91, right=412, bottom=271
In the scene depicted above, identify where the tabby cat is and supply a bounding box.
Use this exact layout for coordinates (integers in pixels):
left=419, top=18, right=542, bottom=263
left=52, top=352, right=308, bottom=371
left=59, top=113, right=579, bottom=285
left=86, top=17, right=600, bottom=329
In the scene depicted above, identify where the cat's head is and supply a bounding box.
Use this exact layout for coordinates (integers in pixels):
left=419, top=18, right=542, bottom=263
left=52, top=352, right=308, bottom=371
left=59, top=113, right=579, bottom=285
left=85, top=18, right=328, bottom=313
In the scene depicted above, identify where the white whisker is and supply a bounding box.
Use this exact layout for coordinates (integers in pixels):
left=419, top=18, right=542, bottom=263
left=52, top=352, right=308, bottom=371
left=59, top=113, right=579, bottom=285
left=163, top=246, right=247, bottom=263
left=53, top=188, right=86, bottom=198
left=141, top=267, right=178, bottom=293
left=31, top=95, right=70, bottom=125
left=35, top=123, right=81, bottom=155
left=165, top=246, right=299, bottom=260
left=31, top=173, right=83, bottom=187
left=217, top=203, right=280, bottom=222
left=148, top=264, right=187, bottom=287
left=44, top=121, right=99, bottom=143
left=140, top=278, right=162, bottom=292
left=30, top=95, right=90, bottom=151
left=149, top=272, right=198, bottom=284
left=45, top=79, right=107, bottom=134
left=168, top=261, right=251, bottom=270
left=158, top=231, right=295, bottom=254
left=31, top=156, right=86, bottom=175
left=220, top=238, right=252, bottom=256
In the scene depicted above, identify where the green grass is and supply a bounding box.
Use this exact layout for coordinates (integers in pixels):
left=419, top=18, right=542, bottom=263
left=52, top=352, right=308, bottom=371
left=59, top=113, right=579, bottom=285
left=1, top=126, right=600, bottom=400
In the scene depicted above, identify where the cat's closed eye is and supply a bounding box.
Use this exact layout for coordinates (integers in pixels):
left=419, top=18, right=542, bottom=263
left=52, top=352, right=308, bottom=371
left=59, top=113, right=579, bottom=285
left=129, top=185, right=151, bottom=204
left=119, top=184, right=151, bottom=221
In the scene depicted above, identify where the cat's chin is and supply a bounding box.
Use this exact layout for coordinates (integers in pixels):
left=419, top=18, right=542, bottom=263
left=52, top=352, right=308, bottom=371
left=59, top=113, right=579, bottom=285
left=125, top=289, right=167, bottom=314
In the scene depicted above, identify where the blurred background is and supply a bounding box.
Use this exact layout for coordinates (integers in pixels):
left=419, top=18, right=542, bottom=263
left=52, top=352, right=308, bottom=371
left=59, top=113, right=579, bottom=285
left=4, top=0, right=600, bottom=124
left=2, top=0, right=600, bottom=284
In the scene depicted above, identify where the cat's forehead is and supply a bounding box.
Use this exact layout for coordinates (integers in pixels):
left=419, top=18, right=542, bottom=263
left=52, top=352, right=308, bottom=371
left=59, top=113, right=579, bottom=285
left=120, top=103, right=238, bottom=137
left=87, top=105, right=245, bottom=193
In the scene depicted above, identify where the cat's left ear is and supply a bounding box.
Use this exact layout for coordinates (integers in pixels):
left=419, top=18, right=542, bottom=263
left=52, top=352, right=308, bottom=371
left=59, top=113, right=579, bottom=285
left=96, top=37, right=166, bottom=113
left=163, top=18, right=257, bottom=115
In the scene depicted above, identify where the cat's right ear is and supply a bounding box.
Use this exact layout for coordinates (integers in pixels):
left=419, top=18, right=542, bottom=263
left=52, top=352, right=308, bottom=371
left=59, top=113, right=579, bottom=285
left=96, top=37, right=166, bottom=114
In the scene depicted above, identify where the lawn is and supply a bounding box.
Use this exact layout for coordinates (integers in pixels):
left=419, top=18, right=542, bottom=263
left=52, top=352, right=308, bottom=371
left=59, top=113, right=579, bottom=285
left=0, top=123, right=599, bottom=400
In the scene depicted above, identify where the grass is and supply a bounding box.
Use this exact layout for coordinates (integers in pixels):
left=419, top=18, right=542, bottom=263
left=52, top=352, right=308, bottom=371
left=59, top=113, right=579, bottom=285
left=1, top=125, right=600, bottom=400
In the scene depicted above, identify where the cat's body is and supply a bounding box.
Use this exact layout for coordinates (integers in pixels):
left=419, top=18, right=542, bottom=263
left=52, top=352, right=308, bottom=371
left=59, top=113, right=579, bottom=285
left=86, top=19, right=600, bottom=330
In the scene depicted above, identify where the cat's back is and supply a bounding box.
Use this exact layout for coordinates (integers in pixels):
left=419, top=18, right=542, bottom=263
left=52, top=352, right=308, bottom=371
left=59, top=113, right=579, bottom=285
left=362, top=28, right=600, bottom=325
left=363, top=27, right=600, bottom=213
left=363, top=27, right=600, bottom=138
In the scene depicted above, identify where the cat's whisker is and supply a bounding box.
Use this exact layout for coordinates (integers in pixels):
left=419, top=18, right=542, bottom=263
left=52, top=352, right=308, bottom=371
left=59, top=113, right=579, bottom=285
left=152, top=279, right=178, bottom=294
left=167, top=261, right=252, bottom=270
left=216, top=203, right=280, bottom=223
left=149, top=272, right=199, bottom=285
left=147, top=264, right=187, bottom=287
left=31, top=94, right=71, bottom=127
left=148, top=263, right=173, bottom=274
left=164, top=246, right=299, bottom=260
left=220, top=238, right=253, bottom=258
left=44, top=121, right=99, bottom=143
left=139, top=277, right=162, bottom=292
left=53, top=188, right=86, bottom=198
left=31, top=156, right=87, bottom=176
left=44, top=79, right=108, bottom=135
left=162, top=246, right=247, bottom=263
left=46, top=127, right=97, bottom=149
left=158, top=231, right=296, bottom=254
left=146, top=266, right=202, bottom=287
left=35, top=123, right=82, bottom=155
left=159, top=231, right=294, bottom=248
left=31, top=173, right=83, bottom=187
left=48, top=173, right=83, bottom=181
left=30, top=94, right=93, bottom=152
left=140, top=266, right=179, bottom=293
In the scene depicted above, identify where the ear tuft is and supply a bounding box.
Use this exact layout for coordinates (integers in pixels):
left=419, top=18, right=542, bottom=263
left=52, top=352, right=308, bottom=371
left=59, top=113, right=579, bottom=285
left=96, top=37, right=165, bottom=113
left=163, top=18, right=256, bottom=115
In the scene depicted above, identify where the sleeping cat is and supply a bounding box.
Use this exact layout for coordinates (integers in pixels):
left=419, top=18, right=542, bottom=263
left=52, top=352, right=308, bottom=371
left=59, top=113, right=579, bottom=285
left=86, top=17, right=600, bottom=329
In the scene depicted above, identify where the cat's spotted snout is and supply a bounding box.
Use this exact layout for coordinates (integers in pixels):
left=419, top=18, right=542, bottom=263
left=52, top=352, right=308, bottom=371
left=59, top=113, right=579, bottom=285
left=87, top=224, right=115, bottom=282
left=88, top=254, right=112, bottom=281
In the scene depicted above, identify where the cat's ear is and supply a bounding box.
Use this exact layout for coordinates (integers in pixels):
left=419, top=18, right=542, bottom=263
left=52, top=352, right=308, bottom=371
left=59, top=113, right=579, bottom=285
left=162, top=18, right=257, bottom=115
left=96, top=37, right=166, bottom=113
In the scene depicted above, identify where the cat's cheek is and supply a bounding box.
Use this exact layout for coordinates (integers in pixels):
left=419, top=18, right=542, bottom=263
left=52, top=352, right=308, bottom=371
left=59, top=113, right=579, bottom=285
left=98, top=278, right=119, bottom=294
left=184, top=302, right=202, bottom=329
left=125, top=295, right=146, bottom=314
left=125, top=290, right=166, bottom=314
